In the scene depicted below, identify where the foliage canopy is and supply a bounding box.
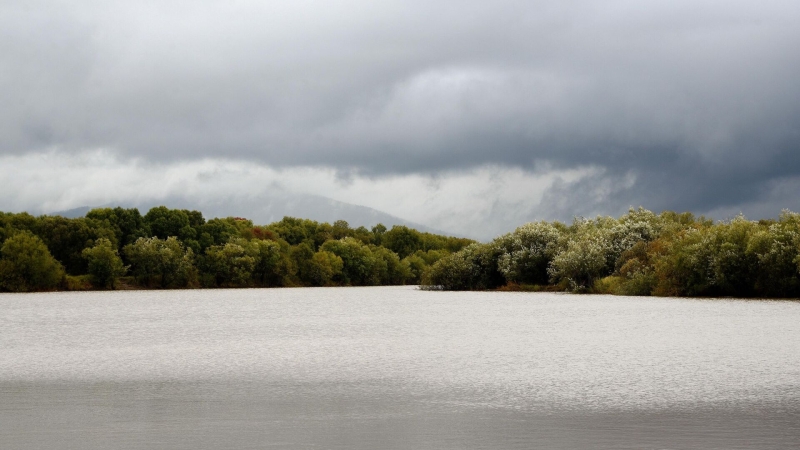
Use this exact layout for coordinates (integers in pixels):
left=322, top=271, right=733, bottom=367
left=4, top=205, right=800, bottom=297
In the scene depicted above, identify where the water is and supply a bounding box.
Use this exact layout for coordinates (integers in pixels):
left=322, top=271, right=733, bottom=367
left=2, top=286, right=799, bottom=449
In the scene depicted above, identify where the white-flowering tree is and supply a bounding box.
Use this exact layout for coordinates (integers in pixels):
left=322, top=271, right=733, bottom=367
left=747, top=210, right=800, bottom=296
left=496, top=221, right=563, bottom=285
left=608, top=207, right=658, bottom=265
left=548, top=226, right=612, bottom=292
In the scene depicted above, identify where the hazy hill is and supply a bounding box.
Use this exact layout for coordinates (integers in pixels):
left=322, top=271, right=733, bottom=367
left=50, top=193, right=453, bottom=236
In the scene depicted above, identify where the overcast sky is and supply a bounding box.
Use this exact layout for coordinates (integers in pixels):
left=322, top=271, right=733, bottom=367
left=2, top=0, right=799, bottom=239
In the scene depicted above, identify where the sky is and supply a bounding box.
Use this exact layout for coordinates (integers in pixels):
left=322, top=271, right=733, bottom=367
left=2, top=0, right=799, bottom=239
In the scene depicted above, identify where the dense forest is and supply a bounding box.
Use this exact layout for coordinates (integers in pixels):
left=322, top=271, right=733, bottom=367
left=2, top=206, right=800, bottom=298
left=0, top=206, right=472, bottom=292
left=423, top=208, right=800, bottom=298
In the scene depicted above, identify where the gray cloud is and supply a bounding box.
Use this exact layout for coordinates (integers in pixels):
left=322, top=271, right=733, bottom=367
left=2, top=0, right=800, bottom=223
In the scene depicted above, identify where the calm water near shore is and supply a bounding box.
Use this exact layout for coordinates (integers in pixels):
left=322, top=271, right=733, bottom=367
left=2, top=286, right=799, bottom=449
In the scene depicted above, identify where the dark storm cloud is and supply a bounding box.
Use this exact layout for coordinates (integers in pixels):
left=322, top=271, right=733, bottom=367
left=2, top=0, right=800, bottom=216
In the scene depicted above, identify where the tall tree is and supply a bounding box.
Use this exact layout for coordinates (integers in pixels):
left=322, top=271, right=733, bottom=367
left=124, top=236, right=196, bottom=288
left=0, top=231, right=65, bottom=292
left=82, top=238, right=127, bottom=289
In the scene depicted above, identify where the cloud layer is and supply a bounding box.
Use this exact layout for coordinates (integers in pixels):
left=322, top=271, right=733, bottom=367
left=2, top=1, right=800, bottom=235
left=0, top=150, right=598, bottom=239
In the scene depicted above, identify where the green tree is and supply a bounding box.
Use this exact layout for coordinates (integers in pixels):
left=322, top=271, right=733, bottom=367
left=747, top=211, right=800, bottom=297
left=371, top=223, right=387, bottom=246
left=413, top=249, right=450, bottom=265
left=290, top=242, right=316, bottom=284
left=201, top=239, right=256, bottom=287
left=402, top=254, right=427, bottom=284
left=422, top=246, right=476, bottom=290
left=144, top=206, right=191, bottom=239
left=0, top=212, right=39, bottom=246
left=0, top=231, right=65, bottom=292
left=307, top=250, right=344, bottom=286
left=381, top=226, right=422, bottom=259
left=352, top=226, right=374, bottom=245
left=86, top=207, right=149, bottom=251
left=198, top=217, right=241, bottom=250
left=708, top=216, right=757, bottom=296
left=372, top=246, right=410, bottom=285
left=82, top=238, right=127, bottom=289
left=611, top=241, right=657, bottom=296
left=422, top=243, right=505, bottom=290
left=144, top=206, right=207, bottom=253
left=332, top=220, right=351, bottom=240
left=320, top=237, right=378, bottom=285
left=267, top=217, right=319, bottom=246
left=651, top=226, right=716, bottom=296
left=311, top=223, right=333, bottom=249
left=250, top=239, right=283, bottom=286
left=123, top=237, right=196, bottom=288
left=35, top=216, right=116, bottom=274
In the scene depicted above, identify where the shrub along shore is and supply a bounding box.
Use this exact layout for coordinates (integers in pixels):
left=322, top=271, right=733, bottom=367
left=424, top=208, right=800, bottom=297
left=2, top=206, right=800, bottom=297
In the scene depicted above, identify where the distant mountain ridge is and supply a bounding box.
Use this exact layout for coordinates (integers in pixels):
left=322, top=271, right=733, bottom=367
left=49, top=193, right=456, bottom=237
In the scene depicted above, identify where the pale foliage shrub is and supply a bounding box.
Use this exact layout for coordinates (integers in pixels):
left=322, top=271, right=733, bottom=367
left=548, top=228, right=612, bottom=292
left=496, top=221, right=562, bottom=285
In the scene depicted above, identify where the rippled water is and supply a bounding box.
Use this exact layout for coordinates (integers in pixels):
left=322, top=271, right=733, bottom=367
left=2, top=286, right=799, bottom=449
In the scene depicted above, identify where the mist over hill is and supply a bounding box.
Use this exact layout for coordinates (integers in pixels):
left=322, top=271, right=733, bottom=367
left=50, top=192, right=455, bottom=237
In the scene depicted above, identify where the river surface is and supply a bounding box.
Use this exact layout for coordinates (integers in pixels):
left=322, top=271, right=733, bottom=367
left=1, top=286, right=799, bottom=449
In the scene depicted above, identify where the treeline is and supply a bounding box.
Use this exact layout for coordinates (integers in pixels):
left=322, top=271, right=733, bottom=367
left=6, top=206, right=800, bottom=298
left=423, top=208, right=800, bottom=298
left=0, top=206, right=473, bottom=292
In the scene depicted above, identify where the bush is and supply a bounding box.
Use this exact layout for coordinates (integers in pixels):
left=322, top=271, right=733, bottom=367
left=64, top=274, right=93, bottom=291
left=593, top=276, right=624, bottom=294
left=422, top=243, right=505, bottom=290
